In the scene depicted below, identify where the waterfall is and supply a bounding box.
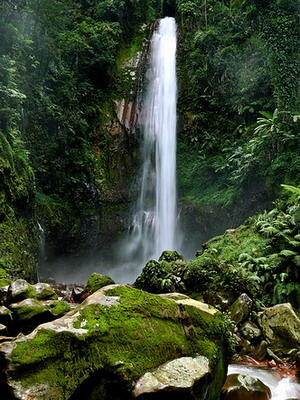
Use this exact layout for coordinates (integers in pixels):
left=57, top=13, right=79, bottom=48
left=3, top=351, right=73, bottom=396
left=125, top=17, right=179, bottom=269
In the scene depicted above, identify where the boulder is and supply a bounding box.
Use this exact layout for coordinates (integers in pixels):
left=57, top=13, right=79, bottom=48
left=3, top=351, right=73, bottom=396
left=84, top=273, right=115, bottom=294
left=0, top=285, right=228, bottom=400
left=222, top=374, right=271, bottom=400
left=240, top=321, right=261, bottom=341
left=133, top=356, right=211, bottom=399
left=228, top=294, right=252, bottom=324
left=7, top=279, right=34, bottom=302
left=32, top=283, right=58, bottom=300
left=258, top=303, right=300, bottom=348
left=10, top=298, right=51, bottom=331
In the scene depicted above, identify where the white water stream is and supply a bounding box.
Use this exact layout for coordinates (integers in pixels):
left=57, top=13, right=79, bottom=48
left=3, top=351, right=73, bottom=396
left=228, top=364, right=300, bottom=400
left=124, top=17, right=179, bottom=269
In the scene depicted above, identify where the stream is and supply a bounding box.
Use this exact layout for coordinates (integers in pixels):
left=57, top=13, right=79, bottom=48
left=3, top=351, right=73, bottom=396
left=228, top=364, right=300, bottom=399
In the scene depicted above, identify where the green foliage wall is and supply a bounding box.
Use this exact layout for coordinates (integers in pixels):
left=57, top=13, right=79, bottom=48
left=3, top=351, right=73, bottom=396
left=176, top=0, right=300, bottom=209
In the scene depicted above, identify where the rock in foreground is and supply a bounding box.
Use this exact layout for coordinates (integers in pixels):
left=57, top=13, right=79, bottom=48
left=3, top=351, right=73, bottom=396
left=0, top=285, right=228, bottom=400
left=222, top=374, right=271, bottom=400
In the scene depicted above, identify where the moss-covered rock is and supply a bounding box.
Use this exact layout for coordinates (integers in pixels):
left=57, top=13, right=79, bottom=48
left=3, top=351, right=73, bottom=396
left=158, top=250, right=184, bottom=262
left=0, top=285, right=229, bottom=400
left=32, top=283, right=58, bottom=300
left=84, top=272, right=115, bottom=294
left=258, top=303, right=300, bottom=349
left=7, top=279, right=36, bottom=302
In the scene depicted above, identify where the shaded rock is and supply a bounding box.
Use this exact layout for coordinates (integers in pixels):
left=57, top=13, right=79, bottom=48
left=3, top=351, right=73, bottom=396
left=258, top=303, right=300, bottom=348
left=158, top=251, right=183, bottom=262
left=72, top=286, right=85, bottom=303
left=229, top=294, right=252, bottom=324
left=7, top=279, right=34, bottom=302
left=84, top=273, right=115, bottom=294
left=32, top=283, right=58, bottom=300
left=10, top=298, right=52, bottom=332
left=133, top=356, right=210, bottom=399
left=0, top=285, right=228, bottom=400
left=240, top=321, right=261, bottom=341
left=222, top=374, right=271, bottom=400
left=0, top=305, right=12, bottom=326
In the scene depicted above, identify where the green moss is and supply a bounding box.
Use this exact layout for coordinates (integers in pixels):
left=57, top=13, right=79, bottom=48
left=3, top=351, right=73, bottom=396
left=11, top=299, right=47, bottom=322
left=10, top=286, right=227, bottom=399
left=48, top=301, right=71, bottom=317
left=84, top=273, right=115, bottom=294
left=0, top=278, right=11, bottom=287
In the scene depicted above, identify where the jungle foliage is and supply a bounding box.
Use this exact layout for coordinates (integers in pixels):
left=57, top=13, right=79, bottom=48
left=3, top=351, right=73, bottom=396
left=177, top=0, right=300, bottom=208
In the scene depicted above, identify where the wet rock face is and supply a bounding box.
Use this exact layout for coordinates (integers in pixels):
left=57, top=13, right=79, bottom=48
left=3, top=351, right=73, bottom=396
left=0, top=285, right=228, bottom=400
left=222, top=374, right=271, bottom=400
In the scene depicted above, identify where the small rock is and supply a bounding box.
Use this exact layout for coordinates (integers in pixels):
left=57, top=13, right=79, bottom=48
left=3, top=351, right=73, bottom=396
left=240, top=321, right=261, bottom=341
left=222, top=373, right=271, bottom=400
left=0, top=306, right=12, bottom=325
left=8, top=279, right=34, bottom=302
left=229, top=294, right=252, bottom=324
left=72, top=286, right=85, bottom=303
left=32, top=283, right=58, bottom=300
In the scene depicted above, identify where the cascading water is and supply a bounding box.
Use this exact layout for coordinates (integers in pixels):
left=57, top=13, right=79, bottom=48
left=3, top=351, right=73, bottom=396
left=228, top=364, right=300, bottom=400
left=125, top=17, right=179, bottom=269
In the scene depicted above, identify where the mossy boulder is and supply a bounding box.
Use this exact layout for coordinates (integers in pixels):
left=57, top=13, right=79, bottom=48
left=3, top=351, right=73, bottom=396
left=32, top=283, right=58, bottom=300
left=9, top=299, right=71, bottom=334
left=135, top=257, right=187, bottom=294
left=84, top=273, right=115, bottom=294
left=7, top=279, right=36, bottom=302
left=258, top=303, right=300, bottom=349
left=0, top=285, right=229, bottom=400
left=158, top=250, right=184, bottom=262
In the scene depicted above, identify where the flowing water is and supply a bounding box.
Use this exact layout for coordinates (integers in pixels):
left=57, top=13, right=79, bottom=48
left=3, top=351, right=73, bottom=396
left=123, top=17, right=180, bottom=272
left=228, top=364, right=300, bottom=399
